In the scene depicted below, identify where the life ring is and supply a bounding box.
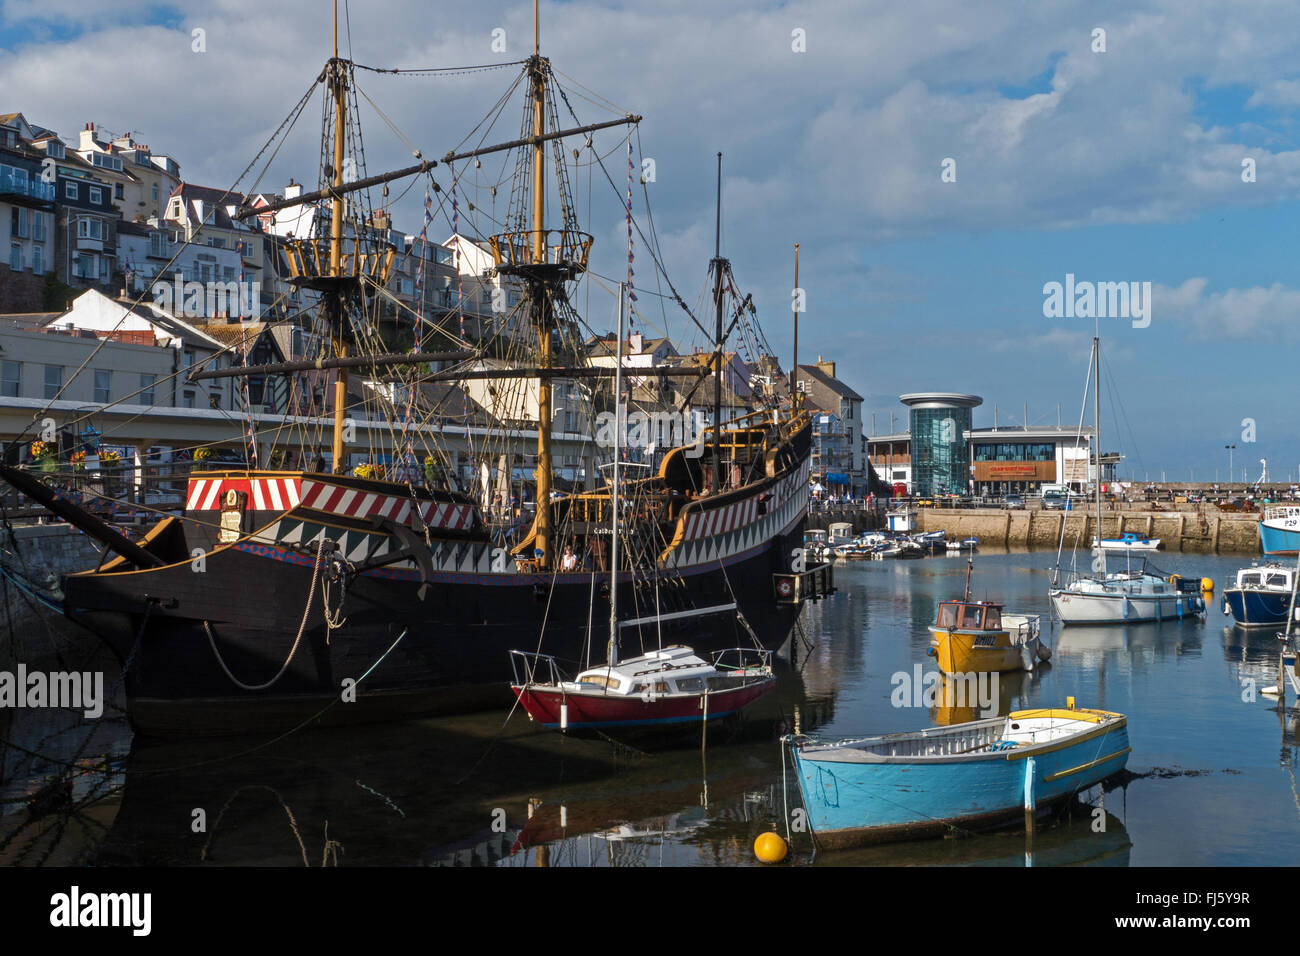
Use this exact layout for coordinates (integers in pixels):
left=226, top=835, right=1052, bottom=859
left=776, top=578, right=795, bottom=598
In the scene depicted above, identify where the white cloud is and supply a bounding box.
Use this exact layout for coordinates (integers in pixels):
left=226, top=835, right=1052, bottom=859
left=1157, top=277, right=1300, bottom=339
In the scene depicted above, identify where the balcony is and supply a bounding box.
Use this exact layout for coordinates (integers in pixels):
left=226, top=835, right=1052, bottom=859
left=0, top=169, right=55, bottom=203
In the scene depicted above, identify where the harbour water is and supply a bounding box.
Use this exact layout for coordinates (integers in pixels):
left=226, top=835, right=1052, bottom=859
left=2, top=548, right=1298, bottom=866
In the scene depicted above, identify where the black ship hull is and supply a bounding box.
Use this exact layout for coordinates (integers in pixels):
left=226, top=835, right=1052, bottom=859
left=64, top=513, right=805, bottom=738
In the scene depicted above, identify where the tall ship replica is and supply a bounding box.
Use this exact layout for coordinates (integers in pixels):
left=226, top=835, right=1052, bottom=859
left=0, top=5, right=821, bottom=737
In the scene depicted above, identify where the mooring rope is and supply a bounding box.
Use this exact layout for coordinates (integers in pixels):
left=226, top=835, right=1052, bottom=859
left=205, top=535, right=327, bottom=691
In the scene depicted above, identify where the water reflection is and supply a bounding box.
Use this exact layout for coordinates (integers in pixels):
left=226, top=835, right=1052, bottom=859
left=6, top=549, right=1300, bottom=865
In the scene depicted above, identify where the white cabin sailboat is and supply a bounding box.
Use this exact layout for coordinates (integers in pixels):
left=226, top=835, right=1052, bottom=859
left=1049, top=337, right=1203, bottom=625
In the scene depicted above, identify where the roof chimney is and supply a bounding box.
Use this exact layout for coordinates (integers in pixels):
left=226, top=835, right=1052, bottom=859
left=629, top=331, right=643, bottom=354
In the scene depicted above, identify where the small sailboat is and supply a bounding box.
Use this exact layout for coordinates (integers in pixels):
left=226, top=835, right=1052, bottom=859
left=786, top=702, right=1130, bottom=848
left=929, top=559, right=1048, bottom=673
left=1049, top=336, right=1203, bottom=624
left=510, top=645, right=775, bottom=734
left=508, top=280, right=775, bottom=736
left=1092, top=532, right=1161, bottom=551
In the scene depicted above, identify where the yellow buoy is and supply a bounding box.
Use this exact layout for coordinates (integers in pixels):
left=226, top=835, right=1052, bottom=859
left=754, top=831, right=788, bottom=864
left=1201, top=577, right=1214, bottom=592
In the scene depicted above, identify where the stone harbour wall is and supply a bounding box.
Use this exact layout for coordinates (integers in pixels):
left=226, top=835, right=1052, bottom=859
left=917, top=508, right=1261, bottom=554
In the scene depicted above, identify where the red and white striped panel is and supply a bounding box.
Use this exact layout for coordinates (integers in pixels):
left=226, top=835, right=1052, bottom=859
left=186, top=477, right=302, bottom=512
left=297, top=479, right=473, bottom=529
left=685, top=493, right=760, bottom=540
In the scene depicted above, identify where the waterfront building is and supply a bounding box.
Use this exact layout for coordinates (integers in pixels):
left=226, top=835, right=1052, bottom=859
left=0, top=115, right=56, bottom=311
left=798, top=359, right=866, bottom=493
left=868, top=392, right=1102, bottom=495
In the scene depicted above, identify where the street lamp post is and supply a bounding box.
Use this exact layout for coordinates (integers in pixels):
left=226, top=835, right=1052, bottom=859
left=1226, top=444, right=1235, bottom=487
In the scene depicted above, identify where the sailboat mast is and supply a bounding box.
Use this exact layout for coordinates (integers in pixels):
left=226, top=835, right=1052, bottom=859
left=608, top=282, right=625, bottom=667
left=329, top=0, right=349, bottom=473
left=531, top=6, right=554, bottom=567
left=792, top=241, right=799, bottom=409
left=711, top=152, right=724, bottom=491
left=1093, top=335, right=1102, bottom=567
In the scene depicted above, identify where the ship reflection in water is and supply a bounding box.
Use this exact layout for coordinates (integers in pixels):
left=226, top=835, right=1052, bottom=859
left=5, top=551, right=1300, bottom=865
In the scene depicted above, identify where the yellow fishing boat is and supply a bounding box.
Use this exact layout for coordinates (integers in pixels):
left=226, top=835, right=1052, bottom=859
left=929, top=560, right=1050, bottom=674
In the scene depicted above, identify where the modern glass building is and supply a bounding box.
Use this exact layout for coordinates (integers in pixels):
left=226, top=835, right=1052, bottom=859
left=901, top=393, right=982, bottom=495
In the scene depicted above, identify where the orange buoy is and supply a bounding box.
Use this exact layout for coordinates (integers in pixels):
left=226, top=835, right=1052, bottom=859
left=754, top=831, right=788, bottom=864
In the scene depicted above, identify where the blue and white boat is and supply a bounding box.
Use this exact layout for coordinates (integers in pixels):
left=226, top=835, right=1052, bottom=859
left=786, top=704, right=1130, bottom=849
left=1259, top=507, right=1300, bottom=556
left=1091, top=532, right=1160, bottom=552
left=1223, top=563, right=1297, bottom=629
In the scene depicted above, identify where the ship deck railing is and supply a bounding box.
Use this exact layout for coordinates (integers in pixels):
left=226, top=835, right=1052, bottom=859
left=509, top=649, right=567, bottom=688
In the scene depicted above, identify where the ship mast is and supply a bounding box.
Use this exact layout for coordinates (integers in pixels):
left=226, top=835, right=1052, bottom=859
left=791, top=241, right=799, bottom=409
left=711, top=153, right=726, bottom=492
left=329, top=0, right=349, bottom=473
left=531, top=0, right=554, bottom=566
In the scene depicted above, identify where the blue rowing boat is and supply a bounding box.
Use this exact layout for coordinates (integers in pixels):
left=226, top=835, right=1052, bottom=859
left=787, top=704, right=1129, bottom=849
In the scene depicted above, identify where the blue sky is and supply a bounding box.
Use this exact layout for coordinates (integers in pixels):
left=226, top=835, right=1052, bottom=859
left=3, top=0, right=1299, bottom=481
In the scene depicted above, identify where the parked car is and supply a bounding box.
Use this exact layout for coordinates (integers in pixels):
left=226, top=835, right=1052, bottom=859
left=1003, top=494, right=1025, bottom=510
left=1042, top=491, right=1069, bottom=510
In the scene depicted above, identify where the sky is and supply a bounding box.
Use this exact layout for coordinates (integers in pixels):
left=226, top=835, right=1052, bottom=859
left=2, top=0, right=1298, bottom=482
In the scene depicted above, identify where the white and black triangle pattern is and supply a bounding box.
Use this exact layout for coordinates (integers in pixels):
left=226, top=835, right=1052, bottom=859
left=256, top=519, right=492, bottom=573
left=669, top=460, right=811, bottom=569
left=255, top=518, right=391, bottom=564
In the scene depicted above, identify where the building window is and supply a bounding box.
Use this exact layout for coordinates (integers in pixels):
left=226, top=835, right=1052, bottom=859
left=139, top=373, right=156, bottom=405
left=94, top=369, right=111, bottom=403
left=31, top=211, right=44, bottom=241
left=183, top=390, right=195, bottom=408
left=206, top=237, right=224, bottom=249
left=32, top=245, right=42, bottom=274
left=46, top=142, right=64, bottom=159
left=99, top=256, right=110, bottom=281
left=65, top=181, right=78, bottom=200
left=77, top=219, right=104, bottom=240
left=114, top=183, right=124, bottom=200
left=11, top=207, right=28, bottom=238
left=75, top=253, right=95, bottom=278
left=1, top=361, right=20, bottom=397
left=44, top=365, right=62, bottom=400
left=151, top=183, right=158, bottom=201
left=89, top=186, right=103, bottom=205
left=8, top=243, right=19, bottom=271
